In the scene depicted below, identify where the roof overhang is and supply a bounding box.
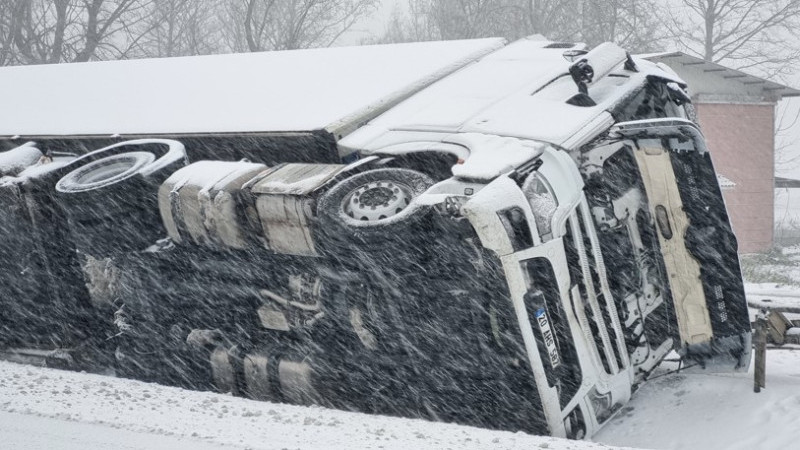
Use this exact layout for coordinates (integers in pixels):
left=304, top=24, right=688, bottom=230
left=641, top=52, right=800, bottom=103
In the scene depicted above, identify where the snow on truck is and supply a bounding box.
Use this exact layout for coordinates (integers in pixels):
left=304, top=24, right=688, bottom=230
left=0, top=37, right=751, bottom=439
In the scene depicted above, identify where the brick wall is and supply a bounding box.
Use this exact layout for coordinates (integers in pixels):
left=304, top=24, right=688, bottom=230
left=694, top=103, right=775, bottom=253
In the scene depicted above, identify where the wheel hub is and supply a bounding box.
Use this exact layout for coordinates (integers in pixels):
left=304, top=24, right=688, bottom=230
left=344, top=180, right=412, bottom=222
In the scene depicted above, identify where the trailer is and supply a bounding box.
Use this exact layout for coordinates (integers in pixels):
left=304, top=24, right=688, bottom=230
left=0, top=37, right=503, bottom=366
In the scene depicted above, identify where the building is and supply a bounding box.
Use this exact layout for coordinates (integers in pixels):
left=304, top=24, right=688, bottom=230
left=645, top=53, right=800, bottom=253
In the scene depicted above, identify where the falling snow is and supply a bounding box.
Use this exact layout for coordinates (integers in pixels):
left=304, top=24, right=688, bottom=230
left=0, top=34, right=797, bottom=450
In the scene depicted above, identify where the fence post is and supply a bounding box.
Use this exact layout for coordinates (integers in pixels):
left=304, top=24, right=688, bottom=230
left=753, top=310, right=768, bottom=393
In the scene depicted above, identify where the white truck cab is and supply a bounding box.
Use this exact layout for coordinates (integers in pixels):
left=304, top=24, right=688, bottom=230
left=323, top=38, right=750, bottom=437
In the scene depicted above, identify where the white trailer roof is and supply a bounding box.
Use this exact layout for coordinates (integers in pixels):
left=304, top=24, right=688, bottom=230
left=0, top=39, right=504, bottom=138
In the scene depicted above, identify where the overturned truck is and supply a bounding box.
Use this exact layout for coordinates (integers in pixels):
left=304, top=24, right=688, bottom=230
left=0, top=37, right=750, bottom=439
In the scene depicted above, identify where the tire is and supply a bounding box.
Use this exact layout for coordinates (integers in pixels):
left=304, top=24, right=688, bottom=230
left=56, top=139, right=187, bottom=257
left=315, top=168, right=434, bottom=255
left=56, top=152, right=155, bottom=193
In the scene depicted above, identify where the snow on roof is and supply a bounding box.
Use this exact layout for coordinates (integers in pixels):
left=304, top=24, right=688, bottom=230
left=0, top=38, right=504, bottom=138
left=341, top=38, right=678, bottom=151
left=642, top=52, right=800, bottom=101
left=346, top=38, right=575, bottom=140
left=447, top=133, right=545, bottom=181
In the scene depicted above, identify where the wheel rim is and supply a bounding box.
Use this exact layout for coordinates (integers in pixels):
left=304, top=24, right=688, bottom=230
left=78, top=160, right=137, bottom=184
left=56, top=151, right=155, bottom=193
left=343, top=180, right=413, bottom=222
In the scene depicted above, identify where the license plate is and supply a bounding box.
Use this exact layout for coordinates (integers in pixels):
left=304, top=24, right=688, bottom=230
left=535, top=308, right=561, bottom=369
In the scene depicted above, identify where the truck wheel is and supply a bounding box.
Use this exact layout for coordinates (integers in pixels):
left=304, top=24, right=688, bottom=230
left=56, top=140, right=187, bottom=257
left=316, top=168, right=434, bottom=253
left=56, top=152, right=155, bottom=193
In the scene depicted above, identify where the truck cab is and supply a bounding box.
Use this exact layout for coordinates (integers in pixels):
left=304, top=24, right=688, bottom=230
left=321, top=38, right=750, bottom=437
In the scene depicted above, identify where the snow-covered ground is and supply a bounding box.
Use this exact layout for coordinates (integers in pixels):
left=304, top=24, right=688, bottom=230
left=0, top=411, right=229, bottom=450
left=595, top=350, right=800, bottom=450
left=1, top=343, right=799, bottom=450
left=0, top=361, right=627, bottom=450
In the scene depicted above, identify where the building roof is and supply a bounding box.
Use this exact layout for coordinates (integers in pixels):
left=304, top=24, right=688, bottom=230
left=642, top=52, right=800, bottom=102
left=0, top=38, right=505, bottom=138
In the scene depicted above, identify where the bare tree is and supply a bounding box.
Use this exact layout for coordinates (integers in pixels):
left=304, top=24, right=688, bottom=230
left=774, top=102, right=800, bottom=169
left=371, top=0, right=665, bottom=53
left=361, top=1, right=448, bottom=44
left=0, top=0, right=76, bottom=65
left=221, top=0, right=378, bottom=52
left=0, top=0, right=157, bottom=65
left=364, top=6, right=411, bottom=44
left=577, top=0, right=665, bottom=52
left=139, top=0, right=224, bottom=57
left=370, top=0, right=568, bottom=43
left=421, top=0, right=520, bottom=40
left=66, top=0, right=157, bottom=62
left=519, top=0, right=581, bottom=41
left=666, top=0, right=800, bottom=77
left=0, top=2, right=12, bottom=64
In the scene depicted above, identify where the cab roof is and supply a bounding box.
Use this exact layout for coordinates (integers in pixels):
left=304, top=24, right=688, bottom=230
left=340, top=37, right=685, bottom=152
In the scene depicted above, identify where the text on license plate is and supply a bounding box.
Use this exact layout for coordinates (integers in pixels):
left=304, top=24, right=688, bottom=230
left=535, top=308, right=561, bottom=369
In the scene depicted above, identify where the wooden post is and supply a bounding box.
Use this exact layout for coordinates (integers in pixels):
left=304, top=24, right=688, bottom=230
left=753, top=311, right=768, bottom=393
